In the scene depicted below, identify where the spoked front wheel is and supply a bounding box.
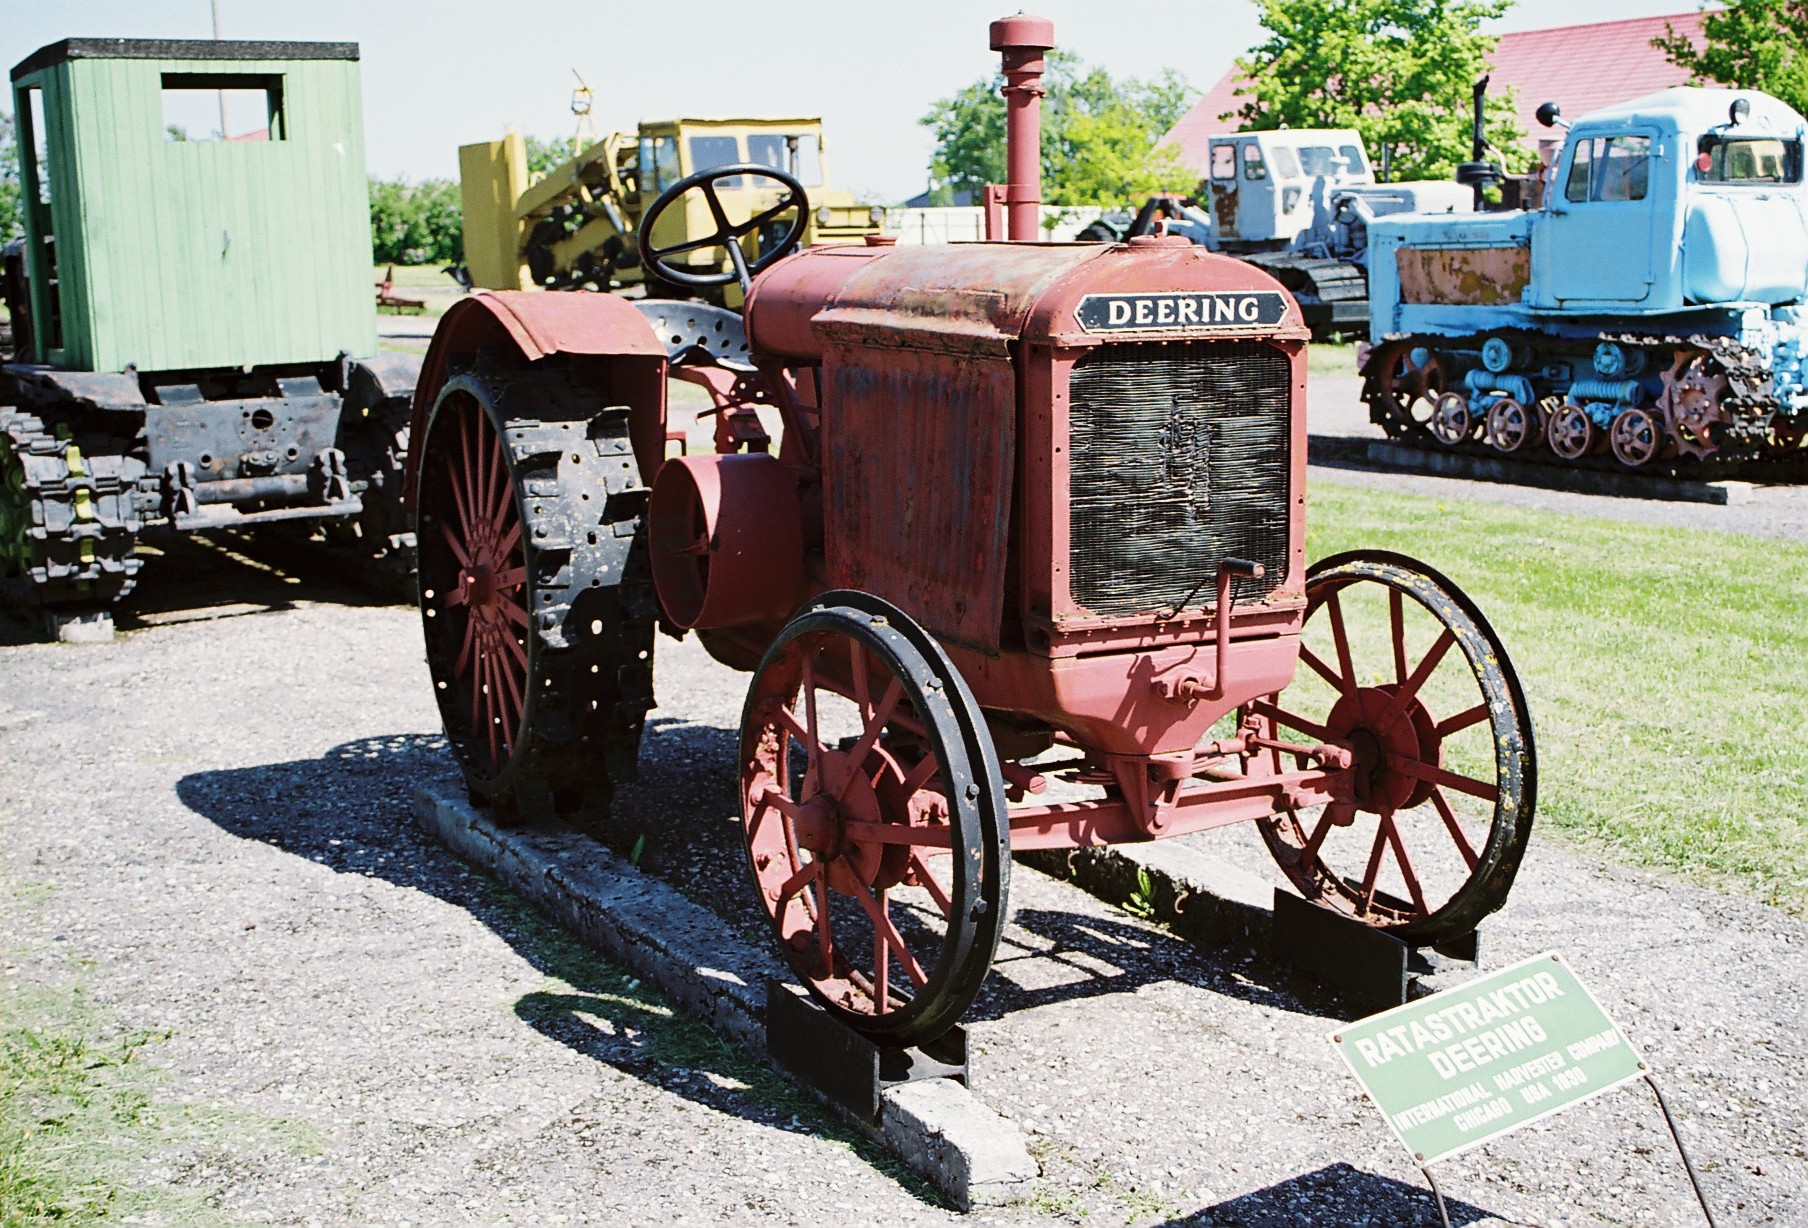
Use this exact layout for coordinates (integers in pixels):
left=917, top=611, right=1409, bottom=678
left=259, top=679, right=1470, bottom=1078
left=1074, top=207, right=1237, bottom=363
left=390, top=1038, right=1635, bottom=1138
left=739, top=591, right=1009, bottom=1046
left=1255, top=551, right=1535, bottom=942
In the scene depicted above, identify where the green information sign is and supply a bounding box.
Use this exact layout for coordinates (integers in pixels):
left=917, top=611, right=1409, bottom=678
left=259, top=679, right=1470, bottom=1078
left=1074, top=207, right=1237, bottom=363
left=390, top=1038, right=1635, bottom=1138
left=1331, top=952, right=1645, bottom=1164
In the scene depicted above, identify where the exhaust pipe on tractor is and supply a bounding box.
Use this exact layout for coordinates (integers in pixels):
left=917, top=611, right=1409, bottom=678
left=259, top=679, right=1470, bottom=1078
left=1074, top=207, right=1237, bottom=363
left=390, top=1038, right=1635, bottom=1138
left=988, top=13, right=1056, bottom=242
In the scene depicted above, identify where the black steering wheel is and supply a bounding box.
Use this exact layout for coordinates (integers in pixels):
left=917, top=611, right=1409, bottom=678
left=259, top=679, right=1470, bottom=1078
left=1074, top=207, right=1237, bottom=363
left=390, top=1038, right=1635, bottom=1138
left=636, top=163, right=810, bottom=292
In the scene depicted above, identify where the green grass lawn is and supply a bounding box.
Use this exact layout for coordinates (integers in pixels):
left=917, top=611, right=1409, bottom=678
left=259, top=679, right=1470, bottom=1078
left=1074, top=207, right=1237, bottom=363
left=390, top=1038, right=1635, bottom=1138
left=1305, top=477, right=1808, bottom=914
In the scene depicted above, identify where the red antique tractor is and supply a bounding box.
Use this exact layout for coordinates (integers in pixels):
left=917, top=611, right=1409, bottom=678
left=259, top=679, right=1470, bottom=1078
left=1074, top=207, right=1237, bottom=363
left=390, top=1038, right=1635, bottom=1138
left=405, top=15, right=1535, bottom=1046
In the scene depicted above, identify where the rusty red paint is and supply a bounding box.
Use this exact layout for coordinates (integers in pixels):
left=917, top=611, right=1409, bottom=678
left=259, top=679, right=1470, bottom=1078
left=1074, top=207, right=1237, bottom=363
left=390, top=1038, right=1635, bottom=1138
left=648, top=453, right=803, bottom=630
left=1396, top=246, right=1530, bottom=306
left=990, top=13, right=1055, bottom=242
left=404, top=291, right=666, bottom=508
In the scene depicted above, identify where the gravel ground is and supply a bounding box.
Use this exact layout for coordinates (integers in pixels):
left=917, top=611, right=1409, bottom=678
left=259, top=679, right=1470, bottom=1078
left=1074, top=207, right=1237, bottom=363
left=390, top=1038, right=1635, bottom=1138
left=2, top=530, right=1803, bottom=1226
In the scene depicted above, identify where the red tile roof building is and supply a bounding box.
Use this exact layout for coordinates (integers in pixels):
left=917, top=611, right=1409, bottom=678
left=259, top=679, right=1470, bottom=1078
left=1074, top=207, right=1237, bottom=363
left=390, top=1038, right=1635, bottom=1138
left=1162, top=12, right=1709, bottom=170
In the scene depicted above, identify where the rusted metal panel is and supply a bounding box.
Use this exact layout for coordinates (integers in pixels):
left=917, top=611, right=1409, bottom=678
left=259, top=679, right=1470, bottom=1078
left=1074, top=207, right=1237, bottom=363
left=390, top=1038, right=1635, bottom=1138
left=821, top=346, right=1014, bottom=651
left=404, top=291, right=666, bottom=507
left=808, top=244, right=1100, bottom=357
left=1396, top=245, right=1529, bottom=306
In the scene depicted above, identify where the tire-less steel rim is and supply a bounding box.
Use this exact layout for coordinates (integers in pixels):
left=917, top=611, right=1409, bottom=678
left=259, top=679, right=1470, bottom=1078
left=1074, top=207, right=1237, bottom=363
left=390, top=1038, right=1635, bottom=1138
left=1257, top=551, right=1535, bottom=942
left=419, top=389, right=530, bottom=778
left=739, top=593, right=1007, bottom=1045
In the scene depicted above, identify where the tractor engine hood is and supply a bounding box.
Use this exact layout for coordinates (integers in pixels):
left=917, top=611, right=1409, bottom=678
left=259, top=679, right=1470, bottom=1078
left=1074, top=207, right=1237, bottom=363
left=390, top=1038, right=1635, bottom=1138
left=744, top=238, right=1311, bottom=361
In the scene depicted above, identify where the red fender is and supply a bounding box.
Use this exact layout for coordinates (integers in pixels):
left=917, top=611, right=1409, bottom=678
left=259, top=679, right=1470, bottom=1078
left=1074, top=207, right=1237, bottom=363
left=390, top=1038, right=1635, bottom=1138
left=404, top=291, right=668, bottom=508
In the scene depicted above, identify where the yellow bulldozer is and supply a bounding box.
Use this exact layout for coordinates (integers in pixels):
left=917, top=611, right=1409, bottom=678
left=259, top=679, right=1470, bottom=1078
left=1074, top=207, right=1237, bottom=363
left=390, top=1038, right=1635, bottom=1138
left=460, top=118, right=883, bottom=306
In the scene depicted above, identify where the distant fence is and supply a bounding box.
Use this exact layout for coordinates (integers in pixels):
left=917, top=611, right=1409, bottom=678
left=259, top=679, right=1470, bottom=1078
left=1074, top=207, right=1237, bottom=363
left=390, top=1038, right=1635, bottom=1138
left=881, top=205, right=1109, bottom=244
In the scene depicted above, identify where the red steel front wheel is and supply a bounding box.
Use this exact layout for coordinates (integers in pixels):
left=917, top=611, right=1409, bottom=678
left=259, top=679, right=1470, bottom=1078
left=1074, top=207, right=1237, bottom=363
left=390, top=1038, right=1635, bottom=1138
left=1255, top=551, right=1535, bottom=942
left=739, top=592, right=1009, bottom=1046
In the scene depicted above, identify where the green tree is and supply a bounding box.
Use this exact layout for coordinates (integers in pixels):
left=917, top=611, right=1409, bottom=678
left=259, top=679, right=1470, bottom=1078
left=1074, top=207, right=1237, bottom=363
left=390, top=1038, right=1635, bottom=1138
left=1234, top=0, right=1522, bottom=181
left=0, top=111, right=21, bottom=242
left=368, top=177, right=463, bottom=265
left=524, top=134, right=574, bottom=178
left=1656, top=1, right=1808, bottom=116
left=921, top=51, right=1198, bottom=207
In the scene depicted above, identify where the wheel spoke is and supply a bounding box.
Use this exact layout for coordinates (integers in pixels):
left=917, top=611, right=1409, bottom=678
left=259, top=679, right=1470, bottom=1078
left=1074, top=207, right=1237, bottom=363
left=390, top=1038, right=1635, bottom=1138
left=1357, top=818, right=1388, bottom=913
left=1389, top=589, right=1408, bottom=685
left=874, top=890, right=890, bottom=1014
left=1390, top=756, right=1499, bottom=803
left=495, top=566, right=527, bottom=590
left=1379, top=629, right=1457, bottom=731
left=908, top=852, right=955, bottom=919
left=500, top=628, right=527, bottom=669
left=801, top=656, right=821, bottom=775
left=1436, top=703, right=1490, bottom=738
left=494, top=647, right=524, bottom=754
left=1301, top=801, right=1352, bottom=864
left=1431, top=789, right=1480, bottom=870
left=495, top=519, right=521, bottom=559
left=1381, top=808, right=1429, bottom=916
left=840, top=676, right=904, bottom=796
left=776, top=859, right=819, bottom=907
left=1326, top=591, right=1358, bottom=695
left=501, top=596, right=529, bottom=628
left=1251, top=699, right=1332, bottom=743
left=439, top=519, right=472, bottom=568
left=487, top=429, right=511, bottom=525
left=850, top=639, right=870, bottom=723
left=898, top=752, right=940, bottom=800
left=812, top=875, right=832, bottom=976
left=465, top=408, right=486, bottom=539
left=1298, top=645, right=1348, bottom=694
left=850, top=876, right=928, bottom=988
left=773, top=703, right=814, bottom=753
left=453, top=610, right=476, bottom=676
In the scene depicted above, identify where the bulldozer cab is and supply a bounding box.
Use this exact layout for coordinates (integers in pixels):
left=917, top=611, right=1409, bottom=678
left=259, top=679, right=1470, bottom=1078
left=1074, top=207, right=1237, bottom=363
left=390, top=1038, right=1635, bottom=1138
left=1204, top=130, right=1372, bottom=247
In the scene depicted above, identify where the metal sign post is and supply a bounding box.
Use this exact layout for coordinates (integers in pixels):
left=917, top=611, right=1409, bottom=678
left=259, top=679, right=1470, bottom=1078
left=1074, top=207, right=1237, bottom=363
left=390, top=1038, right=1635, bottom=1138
left=1330, top=952, right=1716, bottom=1226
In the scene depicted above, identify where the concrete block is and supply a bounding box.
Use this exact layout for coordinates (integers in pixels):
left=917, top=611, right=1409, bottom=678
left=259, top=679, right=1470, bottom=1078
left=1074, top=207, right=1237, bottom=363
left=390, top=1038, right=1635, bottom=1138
left=881, top=1078, right=1039, bottom=1209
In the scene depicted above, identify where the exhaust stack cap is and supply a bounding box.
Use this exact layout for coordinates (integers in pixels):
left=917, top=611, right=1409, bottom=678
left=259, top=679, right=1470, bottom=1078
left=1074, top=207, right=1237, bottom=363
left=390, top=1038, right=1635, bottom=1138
left=990, top=12, right=1055, bottom=53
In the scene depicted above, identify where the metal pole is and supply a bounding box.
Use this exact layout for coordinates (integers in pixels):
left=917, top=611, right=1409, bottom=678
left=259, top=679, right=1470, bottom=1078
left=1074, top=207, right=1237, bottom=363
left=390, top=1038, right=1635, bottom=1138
left=1418, top=1164, right=1453, bottom=1228
left=211, top=0, right=228, bottom=138
left=1644, top=1075, right=1718, bottom=1227
left=989, top=14, right=1055, bottom=242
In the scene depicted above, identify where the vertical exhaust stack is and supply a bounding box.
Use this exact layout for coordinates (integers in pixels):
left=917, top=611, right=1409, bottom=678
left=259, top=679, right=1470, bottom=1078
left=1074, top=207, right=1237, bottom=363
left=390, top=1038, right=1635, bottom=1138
left=990, top=13, right=1056, bottom=242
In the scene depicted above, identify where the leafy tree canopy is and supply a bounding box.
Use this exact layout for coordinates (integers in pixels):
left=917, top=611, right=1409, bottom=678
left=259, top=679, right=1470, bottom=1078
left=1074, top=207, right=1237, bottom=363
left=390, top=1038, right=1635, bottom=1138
left=1656, top=0, right=1808, bottom=117
left=369, top=177, right=462, bottom=265
left=921, top=51, right=1198, bottom=207
left=1234, top=0, right=1524, bottom=181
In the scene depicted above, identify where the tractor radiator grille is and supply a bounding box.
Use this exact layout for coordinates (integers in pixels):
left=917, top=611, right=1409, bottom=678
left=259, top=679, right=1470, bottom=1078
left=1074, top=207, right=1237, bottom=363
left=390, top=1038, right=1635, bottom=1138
left=1067, top=340, right=1291, bottom=618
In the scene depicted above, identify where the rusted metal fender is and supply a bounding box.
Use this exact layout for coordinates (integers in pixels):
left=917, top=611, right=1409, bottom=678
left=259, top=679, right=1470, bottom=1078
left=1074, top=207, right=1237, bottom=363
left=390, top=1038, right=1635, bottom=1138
left=403, top=290, right=667, bottom=508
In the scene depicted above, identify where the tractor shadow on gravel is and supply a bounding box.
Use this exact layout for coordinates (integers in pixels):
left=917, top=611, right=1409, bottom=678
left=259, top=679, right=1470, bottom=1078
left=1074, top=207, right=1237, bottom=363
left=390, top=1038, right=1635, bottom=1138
left=1162, top=1161, right=1493, bottom=1227
left=173, top=732, right=927, bottom=1186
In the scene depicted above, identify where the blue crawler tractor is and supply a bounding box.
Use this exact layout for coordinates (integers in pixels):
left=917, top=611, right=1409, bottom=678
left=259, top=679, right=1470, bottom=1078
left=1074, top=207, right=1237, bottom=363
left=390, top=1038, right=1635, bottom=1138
left=1363, top=87, right=1808, bottom=469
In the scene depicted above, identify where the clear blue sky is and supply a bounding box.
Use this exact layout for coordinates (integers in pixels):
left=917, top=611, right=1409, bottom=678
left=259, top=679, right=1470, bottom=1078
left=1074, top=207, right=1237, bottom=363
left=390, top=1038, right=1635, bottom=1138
left=5, top=0, right=1707, bottom=201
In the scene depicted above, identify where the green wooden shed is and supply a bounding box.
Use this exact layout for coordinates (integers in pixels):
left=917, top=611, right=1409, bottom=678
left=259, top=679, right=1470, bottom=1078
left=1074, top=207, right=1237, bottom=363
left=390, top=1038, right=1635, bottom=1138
left=10, top=38, right=379, bottom=374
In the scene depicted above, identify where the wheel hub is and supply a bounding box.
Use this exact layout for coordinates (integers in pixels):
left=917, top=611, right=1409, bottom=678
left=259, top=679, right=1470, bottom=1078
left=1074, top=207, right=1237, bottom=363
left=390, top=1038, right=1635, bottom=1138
left=801, top=748, right=885, bottom=895
left=1324, top=684, right=1442, bottom=811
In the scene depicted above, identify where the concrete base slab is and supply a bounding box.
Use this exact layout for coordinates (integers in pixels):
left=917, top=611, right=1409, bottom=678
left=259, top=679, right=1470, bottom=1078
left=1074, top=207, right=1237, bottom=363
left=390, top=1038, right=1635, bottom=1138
left=413, top=779, right=1037, bottom=1210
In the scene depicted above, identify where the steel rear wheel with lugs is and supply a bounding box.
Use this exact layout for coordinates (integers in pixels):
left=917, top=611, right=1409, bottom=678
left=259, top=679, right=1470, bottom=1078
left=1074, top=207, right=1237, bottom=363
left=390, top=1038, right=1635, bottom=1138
left=739, top=591, right=1010, bottom=1046
left=415, top=361, right=655, bottom=822
left=1254, top=550, right=1535, bottom=943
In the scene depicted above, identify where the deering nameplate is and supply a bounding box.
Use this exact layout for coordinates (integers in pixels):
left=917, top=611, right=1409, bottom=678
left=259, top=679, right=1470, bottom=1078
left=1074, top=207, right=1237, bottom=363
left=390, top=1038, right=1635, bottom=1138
left=1074, top=291, right=1288, bottom=333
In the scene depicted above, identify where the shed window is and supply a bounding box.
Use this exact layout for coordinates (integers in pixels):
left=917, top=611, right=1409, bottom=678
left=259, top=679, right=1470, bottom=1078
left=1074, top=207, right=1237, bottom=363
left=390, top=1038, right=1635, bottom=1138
left=162, top=72, right=285, bottom=142
left=1241, top=144, right=1267, bottom=181
left=1209, top=144, right=1235, bottom=180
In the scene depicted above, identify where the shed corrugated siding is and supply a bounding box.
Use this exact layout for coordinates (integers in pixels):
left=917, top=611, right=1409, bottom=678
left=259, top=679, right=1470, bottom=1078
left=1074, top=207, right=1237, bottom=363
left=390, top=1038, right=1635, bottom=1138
left=58, top=55, right=377, bottom=373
